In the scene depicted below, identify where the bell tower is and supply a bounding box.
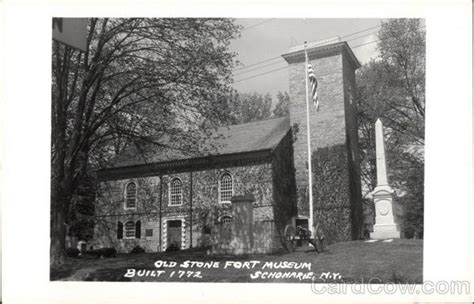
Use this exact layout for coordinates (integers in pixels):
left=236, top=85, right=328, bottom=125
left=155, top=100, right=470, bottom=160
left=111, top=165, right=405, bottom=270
left=282, top=38, right=363, bottom=241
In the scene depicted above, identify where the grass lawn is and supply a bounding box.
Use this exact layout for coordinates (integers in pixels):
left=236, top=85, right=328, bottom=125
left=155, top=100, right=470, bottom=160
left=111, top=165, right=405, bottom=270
left=51, top=239, right=422, bottom=283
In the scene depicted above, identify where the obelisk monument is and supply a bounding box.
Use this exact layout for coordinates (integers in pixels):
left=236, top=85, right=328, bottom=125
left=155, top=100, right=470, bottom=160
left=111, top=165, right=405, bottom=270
left=370, top=119, right=401, bottom=239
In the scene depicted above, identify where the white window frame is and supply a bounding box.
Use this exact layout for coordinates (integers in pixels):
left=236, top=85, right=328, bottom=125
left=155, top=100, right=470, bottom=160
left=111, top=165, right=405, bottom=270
left=124, top=181, right=137, bottom=210
left=218, top=172, right=233, bottom=203
left=219, top=215, right=233, bottom=224
left=124, top=221, right=136, bottom=239
left=168, top=177, right=183, bottom=206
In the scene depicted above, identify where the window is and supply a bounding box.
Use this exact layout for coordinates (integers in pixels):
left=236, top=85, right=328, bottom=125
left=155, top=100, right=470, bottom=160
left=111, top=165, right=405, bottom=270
left=169, top=178, right=183, bottom=206
left=124, top=221, right=136, bottom=238
left=220, top=215, right=232, bottom=224
left=219, top=173, right=233, bottom=203
left=145, top=229, right=153, bottom=237
left=125, top=182, right=137, bottom=209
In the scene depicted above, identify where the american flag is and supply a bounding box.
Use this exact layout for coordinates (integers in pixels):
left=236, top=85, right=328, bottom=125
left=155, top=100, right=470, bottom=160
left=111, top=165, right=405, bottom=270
left=307, top=63, right=319, bottom=110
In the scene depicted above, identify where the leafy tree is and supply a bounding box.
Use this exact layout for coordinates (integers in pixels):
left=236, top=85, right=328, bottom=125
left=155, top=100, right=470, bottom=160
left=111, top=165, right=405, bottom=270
left=357, top=19, right=425, bottom=237
left=51, top=18, right=240, bottom=264
left=225, top=91, right=273, bottom=124
left=273, top=91, right=290, bottom=117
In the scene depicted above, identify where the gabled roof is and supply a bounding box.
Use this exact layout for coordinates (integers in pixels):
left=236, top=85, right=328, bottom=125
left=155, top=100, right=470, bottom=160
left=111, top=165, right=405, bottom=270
left=104, top=116, right=291, bottom=169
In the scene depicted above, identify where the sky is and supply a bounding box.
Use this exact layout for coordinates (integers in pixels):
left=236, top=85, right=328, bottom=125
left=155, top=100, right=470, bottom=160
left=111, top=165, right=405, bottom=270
left=229, top=18, right=383, bottom=99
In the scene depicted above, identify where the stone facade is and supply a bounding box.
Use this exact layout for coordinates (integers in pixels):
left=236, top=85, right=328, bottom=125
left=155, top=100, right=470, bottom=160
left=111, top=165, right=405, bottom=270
left=282, top=41, right=363, bottom=242
left=94, top=40, right=364, bottom=252
left=94, top=133, right=295, bottom=253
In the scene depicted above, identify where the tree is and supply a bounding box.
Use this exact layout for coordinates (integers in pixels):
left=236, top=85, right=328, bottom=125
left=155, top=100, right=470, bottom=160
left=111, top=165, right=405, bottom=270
left=51, top=18, right=240, bottom=264
left=225, top=91, right=273, bottom=124
left=357, top=19, right=425, bottom=237
left=273, top=91, right=290, bottom=117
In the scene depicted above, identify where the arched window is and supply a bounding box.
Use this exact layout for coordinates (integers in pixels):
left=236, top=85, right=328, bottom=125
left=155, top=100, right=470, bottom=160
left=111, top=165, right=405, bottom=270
left=124, top=221, right=136, bottom=238
left=169, top=178, right=183, bottom=206
left=125, top=182, right=137, bottom=209
left=219, top=173, right=233, bottom=203
left=220, top=215, right=232, bottom=224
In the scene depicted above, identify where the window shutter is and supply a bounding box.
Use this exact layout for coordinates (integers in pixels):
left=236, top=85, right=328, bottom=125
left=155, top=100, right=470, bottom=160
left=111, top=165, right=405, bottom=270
left=117, top=221, right=123, bottom=239
left=135, top=220, right=141, bottom=239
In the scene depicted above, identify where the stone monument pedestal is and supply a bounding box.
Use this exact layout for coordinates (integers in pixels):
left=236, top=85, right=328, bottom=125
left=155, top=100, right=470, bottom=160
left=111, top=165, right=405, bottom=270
left=370, top=185, right=401, bottom=239
left=369, top=119, right=402, bottom=239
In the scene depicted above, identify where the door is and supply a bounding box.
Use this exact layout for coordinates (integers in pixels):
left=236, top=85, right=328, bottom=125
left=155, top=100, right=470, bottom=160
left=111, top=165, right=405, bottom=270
left=167, top=220, right=182, bottom=250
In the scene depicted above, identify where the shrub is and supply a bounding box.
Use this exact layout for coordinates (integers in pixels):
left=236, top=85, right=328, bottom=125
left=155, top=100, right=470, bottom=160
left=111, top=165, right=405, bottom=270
left=130, top=245, right=145, bottom=254
left=166, top=243, right=180, bottom=252
left=65, top=247, right=80, bottom=258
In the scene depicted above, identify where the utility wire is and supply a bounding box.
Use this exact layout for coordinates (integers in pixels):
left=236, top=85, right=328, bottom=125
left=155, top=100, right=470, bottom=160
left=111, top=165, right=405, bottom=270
left=233, top=60, right=287, bottom=77
left=233, top=23, right=382, bottom=73
left=241, top=19, right=274, bottom=31
left=233, top=38, right=381, bottom=83
left=232, top=32, right=379, bottom=77
left=232, top=24, right=425, bottom=83
left=339, top=24, right=381, bottom=39
left=233, top=56, right=282, bottom=72
left=233, top=65, right=290, bottom=83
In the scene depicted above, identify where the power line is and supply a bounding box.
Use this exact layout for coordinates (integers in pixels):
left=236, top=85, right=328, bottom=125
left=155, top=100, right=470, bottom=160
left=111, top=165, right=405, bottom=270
left=233, top=65, right=290, bottom=83
left=339, top=24, right=381, bottom=39
left=232, top=29, right=381, bottom=76
left=351, top=39, right=380, bottom=49
left=233, top=39, right=381, bottom=84
left=232, top=24, right=425, bottom=84
left=233, top=60, right=287, bottom=77
left=233, top=56, right=282, bottom=72
left=233, top=23, right=382, bottom=73
left=242, top=19, right=274, bottom=31
left=232, top=32, right=379, bottom=77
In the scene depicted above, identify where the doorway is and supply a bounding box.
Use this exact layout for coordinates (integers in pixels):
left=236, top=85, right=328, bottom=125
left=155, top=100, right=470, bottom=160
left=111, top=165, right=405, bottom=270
left=167, top=220, right=182, bottom=250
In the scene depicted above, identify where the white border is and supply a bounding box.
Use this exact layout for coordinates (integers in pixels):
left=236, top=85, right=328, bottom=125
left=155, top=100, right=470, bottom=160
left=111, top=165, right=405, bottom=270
left=1, top=1, right=472, bottom=303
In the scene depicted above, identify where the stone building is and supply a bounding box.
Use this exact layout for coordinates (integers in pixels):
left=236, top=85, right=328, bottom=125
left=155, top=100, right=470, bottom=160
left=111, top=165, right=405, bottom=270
left=93, top=39, right=363, bottom=253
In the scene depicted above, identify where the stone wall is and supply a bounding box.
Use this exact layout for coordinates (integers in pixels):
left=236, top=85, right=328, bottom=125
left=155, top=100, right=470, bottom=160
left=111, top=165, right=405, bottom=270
left=271, top=130, right=298, bottom=248
left=285, top=44, right=363, bottom=241
left=342, top=54, right=364, bottom=239
left=312, top=144, right=352, bottom=243
left=287, top=53, right=346, bottom=215
left=211, top=195, right=277, bottom=255
left=94, top=161, right=275, bottom=253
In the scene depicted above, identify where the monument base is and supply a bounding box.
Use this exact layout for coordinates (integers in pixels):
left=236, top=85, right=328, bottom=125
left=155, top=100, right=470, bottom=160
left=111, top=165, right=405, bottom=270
left=370, top=223, right=401, bottom=239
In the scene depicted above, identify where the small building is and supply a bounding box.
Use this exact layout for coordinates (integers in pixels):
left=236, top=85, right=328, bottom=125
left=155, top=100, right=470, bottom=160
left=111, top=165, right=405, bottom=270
left=93, top=39, right=364, bottom=253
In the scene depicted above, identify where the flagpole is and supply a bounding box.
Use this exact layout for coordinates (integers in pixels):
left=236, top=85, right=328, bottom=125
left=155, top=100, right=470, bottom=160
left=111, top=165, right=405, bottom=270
left=304, top=42, right=314, bottom=237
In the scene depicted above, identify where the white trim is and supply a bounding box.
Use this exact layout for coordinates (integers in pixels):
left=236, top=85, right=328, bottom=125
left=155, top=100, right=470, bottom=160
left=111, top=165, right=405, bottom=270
left=123, top=220, right=136, bottom=239
left=124, top=181, right=137, bottom=210
left=218, top=172, right=233, bottom=204
left=218, top=214, right=233, bottom=223
left=168, top=177, right=183, bottom=206
left=162, top=216, right=186, bottom=251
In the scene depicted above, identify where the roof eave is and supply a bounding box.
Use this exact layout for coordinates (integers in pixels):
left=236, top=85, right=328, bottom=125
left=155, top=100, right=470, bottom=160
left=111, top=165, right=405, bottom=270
left=97, top=148, right=274, bottom=181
